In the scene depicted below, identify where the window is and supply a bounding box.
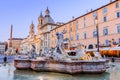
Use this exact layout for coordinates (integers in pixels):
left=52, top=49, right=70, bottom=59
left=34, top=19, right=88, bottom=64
left=103, top=28, right=108, bottom=36
left=84, top=23, right=86, bottom=28
left=63, top=29, right=67, bottom=33
left=84, top=33, right=87, bottom=39
left=70, top=34, right=73, bottom=41
left=93, top=12, right=97, bottom=18
left=93, top=30, right=97, bottom=37
left=76, top=20, right=78, bottom=25
left=76, top=34, right=79, bottom=40
left=76, top=20, right=79, bottom=30
left=70, top=27, right=72, bottom=32
left=118, top=38, right=120, bottom=43
left=103, top=16, right=107, bottom=22
left=70, top=23, right=72, bottom=27
left=117, top=24, right=120, bottom=33
left=105, top=40, right=110, bottom=46
left=102, top=7, right=107, bottom=13
left=76, top=25, right=79, bottom=30
left=116, top=2, right=119, bottom=8
left=84, top=17, right=86, bottom=28
left=116, top=12, right=120, bottom=18
left=70, top=23, right=72, bottom=32
left=84, top=17, right=86, bottom=21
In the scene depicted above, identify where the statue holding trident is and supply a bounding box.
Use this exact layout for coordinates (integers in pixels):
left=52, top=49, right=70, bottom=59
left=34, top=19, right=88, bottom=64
left=56, top=30, right=66, bottom=54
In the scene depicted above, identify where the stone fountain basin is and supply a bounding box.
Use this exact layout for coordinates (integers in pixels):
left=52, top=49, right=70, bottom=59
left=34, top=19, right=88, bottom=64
left=14, top=58, right=31, bottom=69
left=14, top=58, right=107, bottom=74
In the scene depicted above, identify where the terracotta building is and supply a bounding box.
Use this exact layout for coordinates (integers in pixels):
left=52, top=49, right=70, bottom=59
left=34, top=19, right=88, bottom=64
left=50, top=0, right=120, bottom=49
left=8, top=38, right=23, bottom=53
left=21, top=0, right=120, bottom=52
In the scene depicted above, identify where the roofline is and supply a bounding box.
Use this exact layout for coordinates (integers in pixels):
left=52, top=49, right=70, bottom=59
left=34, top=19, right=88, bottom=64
left=8, top=38, right=24, bottom=40
left=40, top=23, right=59, bottom=29
left=51, top=0, right=118, bottom=31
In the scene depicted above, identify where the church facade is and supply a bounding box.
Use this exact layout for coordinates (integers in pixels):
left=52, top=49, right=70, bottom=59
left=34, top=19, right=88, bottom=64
left=20, top=8, right=58, bottom=53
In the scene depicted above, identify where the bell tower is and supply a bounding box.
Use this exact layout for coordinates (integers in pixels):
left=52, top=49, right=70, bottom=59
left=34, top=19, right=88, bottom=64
left=37, top=11, right=44, bottom=33
left=29, top=22, right=35, bottom=37
left=45, top=7, right=50, bottom=17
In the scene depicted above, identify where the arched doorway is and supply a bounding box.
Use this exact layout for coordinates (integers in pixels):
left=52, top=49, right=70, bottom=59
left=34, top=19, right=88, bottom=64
left=88, top=44, right=93, bottom=49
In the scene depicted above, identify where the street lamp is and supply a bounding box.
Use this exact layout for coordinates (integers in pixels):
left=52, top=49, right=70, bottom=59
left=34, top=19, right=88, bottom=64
left=95, top=16, right=99, bottom=52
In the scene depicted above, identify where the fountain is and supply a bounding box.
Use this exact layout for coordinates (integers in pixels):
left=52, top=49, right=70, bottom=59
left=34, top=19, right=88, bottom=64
left=14, top=31, right=109, bottom=74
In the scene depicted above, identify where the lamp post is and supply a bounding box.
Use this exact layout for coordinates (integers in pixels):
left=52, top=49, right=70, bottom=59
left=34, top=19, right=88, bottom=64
left=95, top=16, right=100, bottom=52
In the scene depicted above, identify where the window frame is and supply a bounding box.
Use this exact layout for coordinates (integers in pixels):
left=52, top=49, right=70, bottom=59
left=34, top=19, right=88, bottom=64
left=84, top=33, right=87, bottom=39
left=116, top=2, right=119, bottom=8
left=116, top=11, right=120, bottom=18
left=117, top=24, right=120, bottom=33
left=76, top=34, right=79, bottom=40
left=103, top=27, right=108, bottom=36
left=103, top=16, right=107, bottom=22
left=93, top=30, right=97, bottom=37
left=102, top=7, right=107, bottom=13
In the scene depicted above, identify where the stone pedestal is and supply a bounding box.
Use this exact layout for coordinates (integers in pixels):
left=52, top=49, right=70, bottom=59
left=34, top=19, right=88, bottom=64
left=14, top=59, right=31, bottom=69
left=30, top=59, right=107, bottom=74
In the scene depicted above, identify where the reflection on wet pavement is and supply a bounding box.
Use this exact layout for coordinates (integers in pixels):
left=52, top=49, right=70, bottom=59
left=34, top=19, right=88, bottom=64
left=0, top=62, right=120, bottom=80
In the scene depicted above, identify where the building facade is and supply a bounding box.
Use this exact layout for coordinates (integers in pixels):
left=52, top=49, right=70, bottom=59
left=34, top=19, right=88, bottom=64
left=0, top=42, right=7, bottom=54
left=0, top=42, right=5, bottom=54
left=9, top=38, right=23, bottom=53
left=21, top=1, right=120, bottom=53
left=50, top=0, right=120, bottom=49
left=20, top=8, right=59, bottom=53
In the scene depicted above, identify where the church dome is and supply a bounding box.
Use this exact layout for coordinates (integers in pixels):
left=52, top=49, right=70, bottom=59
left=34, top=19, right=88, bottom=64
left=43, top=7, right=55, bottom=25
left=43, top=16, right=55, bottom=25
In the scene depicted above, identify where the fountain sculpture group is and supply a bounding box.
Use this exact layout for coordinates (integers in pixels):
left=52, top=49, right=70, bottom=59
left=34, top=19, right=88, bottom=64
left=14, top=32, right=109, bottom=74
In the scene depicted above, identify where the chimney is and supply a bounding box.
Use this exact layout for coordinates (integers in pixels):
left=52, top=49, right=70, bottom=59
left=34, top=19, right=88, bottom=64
left=91, top=8, right=93, bottom=12
left=110, top=0, right=112, bottom=3
left=72, top=16, right=74, bottom=20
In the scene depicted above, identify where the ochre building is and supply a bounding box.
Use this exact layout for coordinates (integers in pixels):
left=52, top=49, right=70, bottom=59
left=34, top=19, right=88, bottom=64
left=50, top=0, right=120, bottom=49
left=21, top=0, right=120, bottom=53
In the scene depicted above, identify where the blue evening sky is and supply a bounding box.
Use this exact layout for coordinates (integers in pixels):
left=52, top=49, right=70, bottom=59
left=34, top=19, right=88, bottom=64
left=0, top=0, right=110, bottom=42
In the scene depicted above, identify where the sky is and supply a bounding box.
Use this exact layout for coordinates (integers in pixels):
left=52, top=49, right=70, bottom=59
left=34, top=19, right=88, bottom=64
left=0, top=0, right=111, bottom=42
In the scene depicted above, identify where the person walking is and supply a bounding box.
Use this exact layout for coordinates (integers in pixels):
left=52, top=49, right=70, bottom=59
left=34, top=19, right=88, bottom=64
left=4, top=54, right=7, bottom=63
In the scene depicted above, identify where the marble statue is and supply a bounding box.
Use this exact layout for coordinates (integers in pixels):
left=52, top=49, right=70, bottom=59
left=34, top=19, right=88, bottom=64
left=5, top=48, right=16, bottom=55
left=29, top=45, right=37, bottom=59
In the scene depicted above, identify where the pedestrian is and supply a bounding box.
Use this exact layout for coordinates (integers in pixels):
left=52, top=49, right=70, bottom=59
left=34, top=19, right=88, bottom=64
left=4, top=54, right=7, bottom=63
left=112, top=56, right=114, bottom=63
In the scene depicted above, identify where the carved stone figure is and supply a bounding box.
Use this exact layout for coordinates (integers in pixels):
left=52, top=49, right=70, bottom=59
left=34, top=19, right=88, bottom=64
left=29, top=45, right=37, bottom=59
